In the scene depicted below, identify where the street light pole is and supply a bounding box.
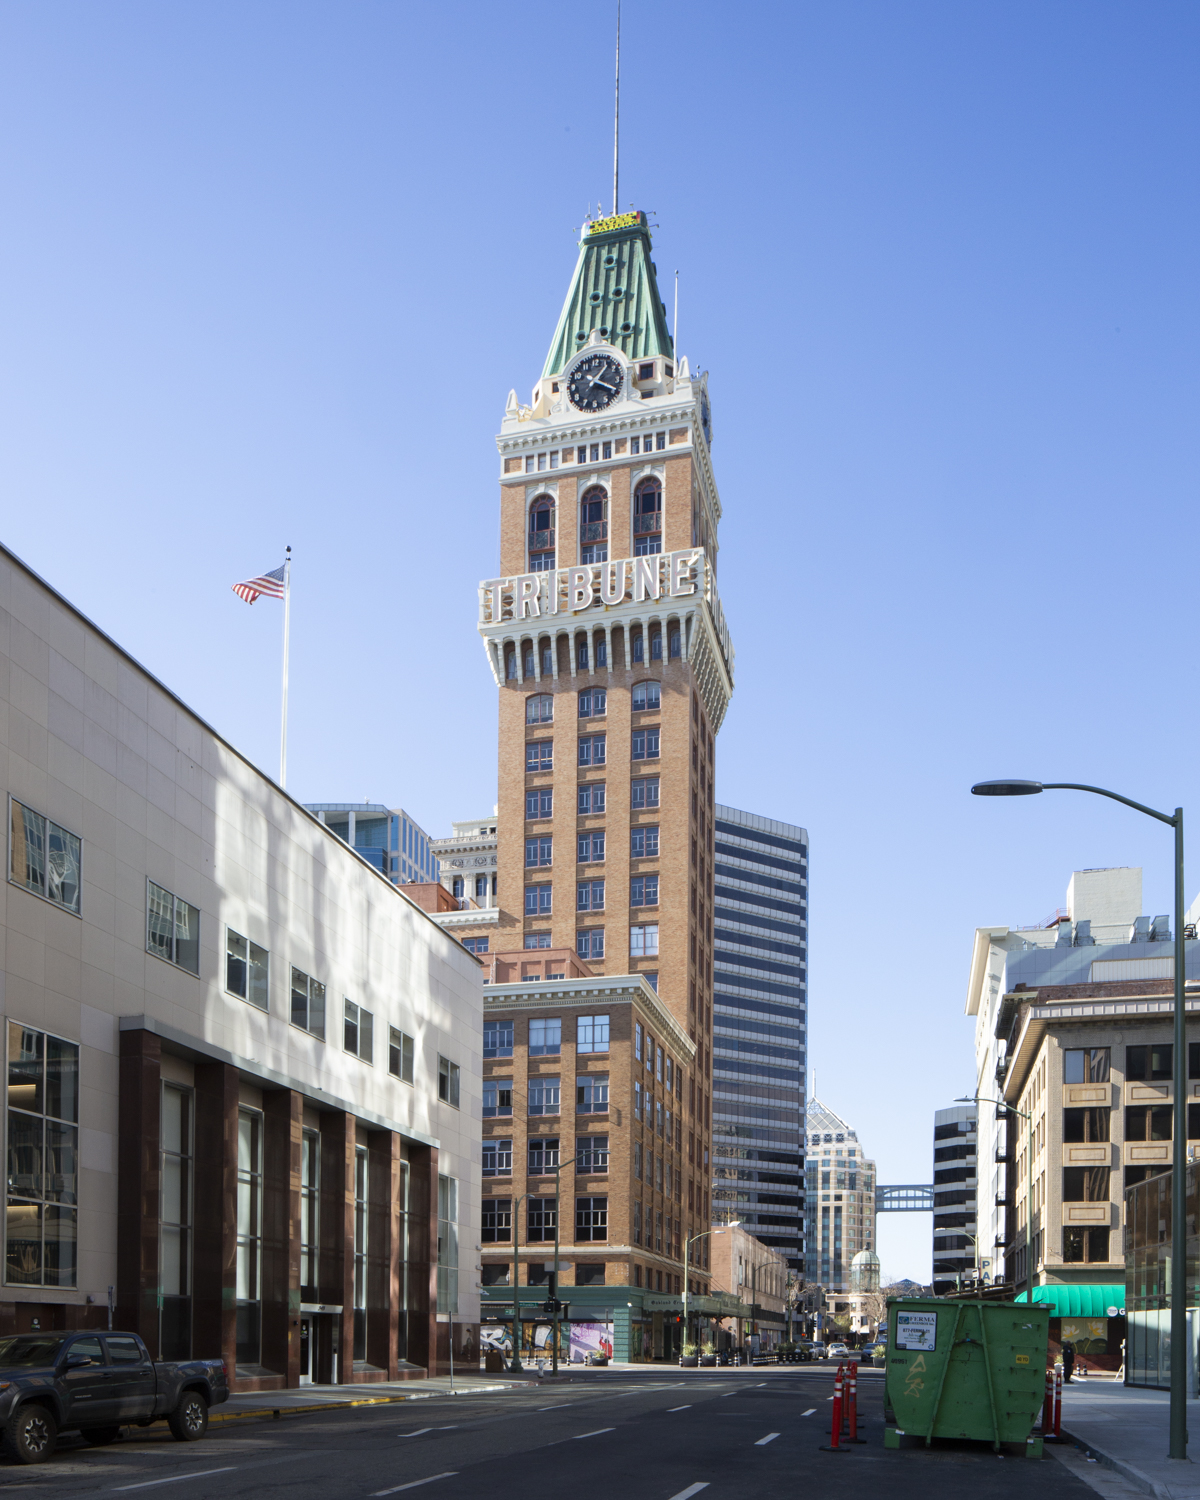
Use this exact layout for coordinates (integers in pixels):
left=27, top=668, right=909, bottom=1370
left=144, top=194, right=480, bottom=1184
left=972, top=778, right=1187, bottom=1461
left=510, top=1192, right=532, bottom=1374
left=550, top=1150, right=588, bottom=1376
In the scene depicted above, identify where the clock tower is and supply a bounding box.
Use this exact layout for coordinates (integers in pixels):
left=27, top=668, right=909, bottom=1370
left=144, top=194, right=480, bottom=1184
left=474, top=209, right=735, bottom=1335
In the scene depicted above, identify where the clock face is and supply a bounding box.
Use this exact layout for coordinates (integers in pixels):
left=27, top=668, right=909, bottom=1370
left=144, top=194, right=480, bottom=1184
left=568, top=353, right=625, bottom=412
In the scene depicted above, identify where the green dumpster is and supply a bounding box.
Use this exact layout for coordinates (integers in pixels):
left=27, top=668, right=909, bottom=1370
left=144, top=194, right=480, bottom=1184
left=883, top=1297, right=1050, bottom=1456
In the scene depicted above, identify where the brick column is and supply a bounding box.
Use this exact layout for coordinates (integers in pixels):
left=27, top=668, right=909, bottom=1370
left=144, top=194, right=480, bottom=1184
left=193, top=1062, right=238, bottom=1378
left=404, top=1142, right=439, bottom=1374
left=116, top=1028, right=161, bottom=1352
left=367, top=1129, right=401, bottom=1377
left=319, top=1111, right=356, bottom=1383
left=262, top=1090, right=303, bottom=1385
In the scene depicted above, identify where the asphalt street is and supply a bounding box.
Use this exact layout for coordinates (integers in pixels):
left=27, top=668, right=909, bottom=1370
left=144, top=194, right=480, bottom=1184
left=0, top=1366, right=1104, bottom=1499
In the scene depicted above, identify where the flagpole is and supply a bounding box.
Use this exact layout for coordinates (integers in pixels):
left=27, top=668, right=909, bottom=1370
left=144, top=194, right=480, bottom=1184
left=280, top=546, right=291, bottom=789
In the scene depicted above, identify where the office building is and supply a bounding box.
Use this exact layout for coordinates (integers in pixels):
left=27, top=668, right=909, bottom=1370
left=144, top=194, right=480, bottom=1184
left=0, top=542, right=480, bottom=1385
left=478, top=973, right=742, bottom=1361
left=472, top=207, right=735, bottom=1355
left=427, top=815, right=511, bottom=959
left=966, top=866, right=1200, bottom=1297
left=710, top=805, right=806, bottom=1267
left=305, top=803, right=438, bottom=887
left=803, top=1100, right=877, bottom=1291
left=708, top=1224, right=788, bottom=1352
left=931, top=1104, right=978, bottom=1293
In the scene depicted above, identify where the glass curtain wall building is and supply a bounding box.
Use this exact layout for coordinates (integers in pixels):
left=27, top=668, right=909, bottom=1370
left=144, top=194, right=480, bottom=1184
left=710, top=805, right=807, bottom=1268
left=305, top=803, right=438, bottom=887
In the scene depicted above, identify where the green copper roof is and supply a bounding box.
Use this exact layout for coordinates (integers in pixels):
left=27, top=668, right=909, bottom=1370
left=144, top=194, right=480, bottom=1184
left=542, top=210, right=675, bottom=379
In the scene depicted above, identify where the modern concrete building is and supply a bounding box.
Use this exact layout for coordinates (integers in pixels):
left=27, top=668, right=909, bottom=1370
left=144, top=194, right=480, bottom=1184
left=803, top=1100, right=876, bottom=1291
left=467, top=208, right=736, bottom=1358
left=710, top=805, right=806, bottom=1269
left=931, top=1104, right=978, bottom=1294
left=305, top=803, right=438, bottom=888
left=0, top=542, right=481, bottom=1386
left=966, top=866, right=1200, bottom=1295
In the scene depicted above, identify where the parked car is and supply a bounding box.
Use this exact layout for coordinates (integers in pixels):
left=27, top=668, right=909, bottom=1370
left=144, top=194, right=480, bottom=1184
left=827, top=1342, right=851, bottom=1358
left=0, top=1331, right=228, bottom=1464
left=861, top=1340, right=887, bottom=1359
left=809, top=1341, right=828, bottom=1359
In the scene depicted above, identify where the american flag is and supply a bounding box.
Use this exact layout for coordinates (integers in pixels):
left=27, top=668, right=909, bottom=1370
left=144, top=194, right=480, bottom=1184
left=232, top=563, right=287, bottom=605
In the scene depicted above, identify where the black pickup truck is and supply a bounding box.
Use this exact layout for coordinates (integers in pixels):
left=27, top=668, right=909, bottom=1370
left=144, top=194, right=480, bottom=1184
left=0, top=1331, right=228, bottom=1463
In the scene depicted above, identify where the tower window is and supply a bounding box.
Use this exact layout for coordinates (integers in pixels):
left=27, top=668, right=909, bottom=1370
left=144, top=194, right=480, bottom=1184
left=632, top=682, right=661, bottom=712
left=579, top=687, right=607, bottom=717
left=529, top=497, right=556, bottom=571
left=580, top=486, right=608, bottom=564
left=526, top=694, right=553, bottom=724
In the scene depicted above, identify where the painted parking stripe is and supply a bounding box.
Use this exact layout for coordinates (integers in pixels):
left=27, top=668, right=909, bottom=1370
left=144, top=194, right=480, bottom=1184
left=372, top=1474, right=458, bottom=1496
left=755, top=1432, right=781, bottom=1446
left=667, top=1486, right=710, bottom=1500
left=114, top=1470, right=236, bottom=1491
left=572, top=1427, right=616, bottom=1439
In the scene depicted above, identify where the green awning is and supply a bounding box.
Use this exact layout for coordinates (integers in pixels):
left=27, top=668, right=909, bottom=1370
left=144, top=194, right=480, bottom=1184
left=1014, top=1284, right=1126, bottom=1317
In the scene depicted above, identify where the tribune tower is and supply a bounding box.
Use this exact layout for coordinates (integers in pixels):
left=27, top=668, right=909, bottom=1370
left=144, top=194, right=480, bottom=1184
left=477, top=205, right=734, bottom=1203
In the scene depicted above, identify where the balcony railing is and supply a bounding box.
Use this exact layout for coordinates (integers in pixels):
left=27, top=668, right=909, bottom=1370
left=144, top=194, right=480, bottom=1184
left=634, top=512, right=662, bottom=535
left=580, top=521, right=608, bottom=542
left=529, top=529, right=555, bottom=552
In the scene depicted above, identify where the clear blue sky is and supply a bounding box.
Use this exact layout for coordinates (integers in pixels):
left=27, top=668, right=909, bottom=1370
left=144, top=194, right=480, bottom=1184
left=2, top=2, right=1197, bottom=1281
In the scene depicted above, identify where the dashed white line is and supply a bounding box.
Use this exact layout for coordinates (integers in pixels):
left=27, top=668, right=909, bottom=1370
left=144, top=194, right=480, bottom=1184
left=398, top=1428, right=433, bottom=1437
left=537, top=1404, right=571, bottom=1411
left=667, top=1404, right=692, bottom=1412
left=667, top=1486, right=710, bottom=1500
left=755, top=1432, right=781, bottom=1446
left=113, top=1471, right=237, bottom=1492
left=572, top=1427, right=616, bottom=1439
left=756, top=1381, right=767, bottom=1387
left=372, top=1475, right=459, bottom=1496
left=802, top=1408, right=817, bottom=1416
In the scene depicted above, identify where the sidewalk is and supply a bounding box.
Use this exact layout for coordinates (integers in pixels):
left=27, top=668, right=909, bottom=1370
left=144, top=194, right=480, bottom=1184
left=214, top=1374, right=534, bottom=1424
left=1056, top=1379, right=1200, bottom=1499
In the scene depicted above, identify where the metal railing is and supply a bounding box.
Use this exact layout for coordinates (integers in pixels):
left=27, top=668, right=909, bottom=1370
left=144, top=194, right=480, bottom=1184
left=529, top=529, right=555, bottom=552
left=580, top=521, right=607, bottom=542
left=634, top=513, right=661, bottom=535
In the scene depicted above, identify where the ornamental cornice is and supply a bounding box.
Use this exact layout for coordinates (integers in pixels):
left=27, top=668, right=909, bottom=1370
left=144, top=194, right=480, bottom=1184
left=433, top=907, right=501, bottom=929
left=483, top=977, right=695, bottom=1061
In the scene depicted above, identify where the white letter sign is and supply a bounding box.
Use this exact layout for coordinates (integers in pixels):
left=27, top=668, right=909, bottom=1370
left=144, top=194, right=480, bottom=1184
left=517, top=575, right=540, bottom=619
left=568, top=566, right=594, bottom=611
left=632, top=556, right=661, bottom=602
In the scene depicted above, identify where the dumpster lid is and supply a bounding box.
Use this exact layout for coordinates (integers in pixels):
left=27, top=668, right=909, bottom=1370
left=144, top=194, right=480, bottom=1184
left=1013, top=1284, right=1126, bottom=1317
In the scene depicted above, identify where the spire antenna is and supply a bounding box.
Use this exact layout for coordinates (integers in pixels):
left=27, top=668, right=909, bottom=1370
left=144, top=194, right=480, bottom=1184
left=612, top=0, right=621, bottom=217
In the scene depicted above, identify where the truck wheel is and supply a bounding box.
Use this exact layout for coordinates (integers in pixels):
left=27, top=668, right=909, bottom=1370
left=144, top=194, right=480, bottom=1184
left=4, top=1405, right=57, bottom=1464
left=167, top=1392, right=208, bottom=1442
left=81, top=1427, right=122, bottom=1446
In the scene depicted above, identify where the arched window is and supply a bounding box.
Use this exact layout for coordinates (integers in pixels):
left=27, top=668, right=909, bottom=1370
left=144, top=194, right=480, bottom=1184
left=529, top=497, right=556, bottom=572
left=632, top=682, right=661, bottom=713
left=634, top=479, right=662, bottom=556
left=526, top=694, right=553, bottom=725
left=580, top=487, right=608, bottom=564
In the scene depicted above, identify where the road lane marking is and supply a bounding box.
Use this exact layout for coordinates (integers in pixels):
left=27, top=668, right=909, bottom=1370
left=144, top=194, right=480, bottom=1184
left=802, top=1408, right=817, bottom=1416
left=113, top=1470, right=236, bottom=1491
left=667, top=1405, right=692, bottom=1412
left=398, top=1429, right=433, bottom=1437
left=667, top=1486, right=710, bottom=1500
left=372, top=1475, right=459, bottom=1496
left=537, top=1404, right=571, bottom=1411
left=755, top=1432, right=781, bottom=1446
left=756, top=1382, right=767, bottom=1387
left=572, top=1427, right=616, bottom=1439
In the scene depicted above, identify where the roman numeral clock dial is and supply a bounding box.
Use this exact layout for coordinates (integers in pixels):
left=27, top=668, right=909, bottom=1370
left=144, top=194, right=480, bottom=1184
left=567, top=353, right=624, bottom=412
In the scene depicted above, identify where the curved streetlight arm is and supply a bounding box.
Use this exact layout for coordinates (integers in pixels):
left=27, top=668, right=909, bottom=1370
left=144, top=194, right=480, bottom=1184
left=1039, top=783, right=1178, bottom=828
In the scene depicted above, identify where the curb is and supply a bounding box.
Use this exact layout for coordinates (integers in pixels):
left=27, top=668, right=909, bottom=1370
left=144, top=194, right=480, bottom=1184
left=209, top=1383, right=534, bottom=1427
left=1059, top=1426, right=1173, bottom=1500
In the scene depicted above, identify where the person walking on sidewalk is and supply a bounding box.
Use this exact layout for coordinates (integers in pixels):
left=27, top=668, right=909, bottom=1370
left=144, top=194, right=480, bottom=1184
left=1062, top=1340, right=1076, bottom=1384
